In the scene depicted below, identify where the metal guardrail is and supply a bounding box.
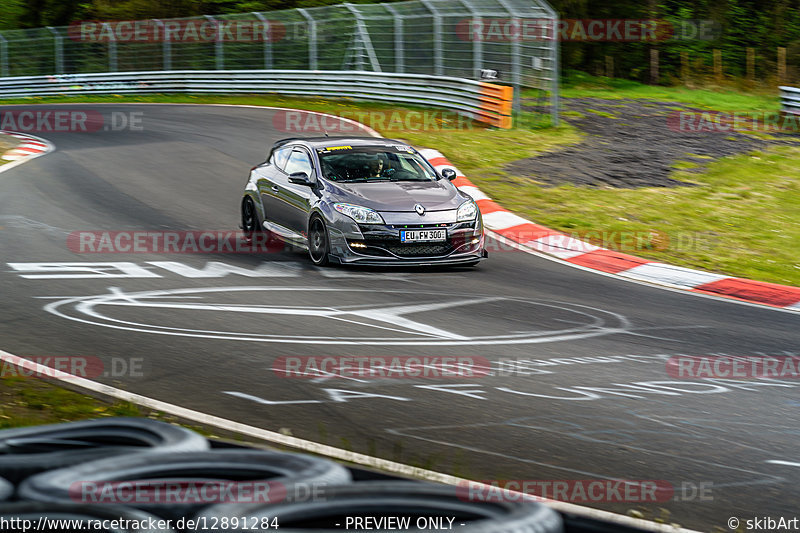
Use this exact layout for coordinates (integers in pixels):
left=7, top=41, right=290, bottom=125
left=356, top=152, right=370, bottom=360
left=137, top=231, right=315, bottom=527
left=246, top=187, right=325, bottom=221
left=780, top=86, right=800, bottom=116
left=0, top=69, right=515, bottom=128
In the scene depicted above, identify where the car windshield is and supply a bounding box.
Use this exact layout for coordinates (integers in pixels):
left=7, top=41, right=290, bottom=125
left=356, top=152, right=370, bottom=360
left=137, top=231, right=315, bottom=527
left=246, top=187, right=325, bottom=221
left=316, top=145, right=438, bottom=183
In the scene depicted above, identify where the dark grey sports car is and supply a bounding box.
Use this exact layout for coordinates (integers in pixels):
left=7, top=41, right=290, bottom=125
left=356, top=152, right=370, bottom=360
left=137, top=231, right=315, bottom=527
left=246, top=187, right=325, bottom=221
left=241, top=137, right=486, bottom=266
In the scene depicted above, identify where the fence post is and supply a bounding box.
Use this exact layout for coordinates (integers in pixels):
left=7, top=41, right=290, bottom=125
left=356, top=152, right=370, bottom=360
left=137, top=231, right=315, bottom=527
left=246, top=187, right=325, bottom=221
left=458, top=0, right=482, bottom=79
left=713, top=48, right=722, bottom=84
left=383, top=4, right=404, bottom=73
left=548, top=12, right=559, bottom=126
left=205, top=15, right=224, bottom=70
left=0, top=34, right=8, bottom=77
left=650, top=48, right=658, bottom=84
left=46, top=26, right=64, bottom=74
left=252, top=12, right=273, bottom=69
left=418, top=0, right=443, bottom=76
left=296, top=9, right=317, bottom=70
left=605, top=55, right=613, bottom=78
left=343, top=3, right=382, bottom=71
left=680, top=50, right=689, bottom=84
left=103, top=22, right=118, bottom=72
left=746, top=47, right=754, bottom=83
left=778, top=47, right=786, bottom=84
left=496, top=0, right=521, bottom=114
left=152, top=20, right=171, bottom=70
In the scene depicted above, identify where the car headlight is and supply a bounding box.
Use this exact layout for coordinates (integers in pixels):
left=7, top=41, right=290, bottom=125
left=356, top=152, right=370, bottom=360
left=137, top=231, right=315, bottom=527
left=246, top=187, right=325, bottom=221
left=334, top=203, right=385, bottom=224
left=456, top=200, right=478, bottom=222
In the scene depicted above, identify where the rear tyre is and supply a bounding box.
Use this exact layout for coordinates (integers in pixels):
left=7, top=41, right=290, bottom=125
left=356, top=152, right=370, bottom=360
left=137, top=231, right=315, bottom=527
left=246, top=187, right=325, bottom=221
left=241, top=197, right=261, bottom=241
left=308, top=216, right=330, bottom=267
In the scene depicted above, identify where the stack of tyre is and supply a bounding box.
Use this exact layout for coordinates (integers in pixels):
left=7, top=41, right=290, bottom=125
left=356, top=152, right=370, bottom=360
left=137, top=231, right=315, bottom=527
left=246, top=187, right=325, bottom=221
left=0, top=418, right=563, bottom=532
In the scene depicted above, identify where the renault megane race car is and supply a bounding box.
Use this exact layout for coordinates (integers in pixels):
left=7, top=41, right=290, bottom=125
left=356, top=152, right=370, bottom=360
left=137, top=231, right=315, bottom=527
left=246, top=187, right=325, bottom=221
left=241, top=137, right=486, bottom=266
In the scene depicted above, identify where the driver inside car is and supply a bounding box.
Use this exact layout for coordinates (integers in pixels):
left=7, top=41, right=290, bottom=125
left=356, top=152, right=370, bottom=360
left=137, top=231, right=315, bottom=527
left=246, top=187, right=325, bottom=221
left=367, top=156, right=385, bottom=178
left=364, top=155, right=397, bottom=179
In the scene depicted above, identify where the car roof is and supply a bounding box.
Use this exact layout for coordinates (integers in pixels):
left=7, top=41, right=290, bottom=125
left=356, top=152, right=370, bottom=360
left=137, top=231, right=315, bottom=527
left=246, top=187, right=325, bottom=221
left=274, top=137, right=410, bottom=150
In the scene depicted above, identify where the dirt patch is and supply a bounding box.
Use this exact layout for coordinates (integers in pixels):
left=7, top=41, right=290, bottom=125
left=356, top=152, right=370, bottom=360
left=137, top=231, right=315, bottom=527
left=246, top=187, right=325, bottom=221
left=509, top=98, right=799, bottom=188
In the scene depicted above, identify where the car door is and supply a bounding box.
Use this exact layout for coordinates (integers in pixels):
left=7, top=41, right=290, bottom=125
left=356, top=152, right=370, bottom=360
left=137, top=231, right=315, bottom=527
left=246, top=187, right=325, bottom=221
left=258, top=146, right=292, bottom=230
left=272, top=148, right=316, bottom=237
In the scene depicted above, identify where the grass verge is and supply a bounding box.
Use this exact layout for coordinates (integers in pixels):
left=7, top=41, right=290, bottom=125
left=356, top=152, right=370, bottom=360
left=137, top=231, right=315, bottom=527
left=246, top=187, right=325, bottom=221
left=0, top=374, right=230, bottom=441
left=553, top=71, right=782, bottom=113
left=0, top=375, right=141, bottom=429
left=471, top=146, right=800, bottom=286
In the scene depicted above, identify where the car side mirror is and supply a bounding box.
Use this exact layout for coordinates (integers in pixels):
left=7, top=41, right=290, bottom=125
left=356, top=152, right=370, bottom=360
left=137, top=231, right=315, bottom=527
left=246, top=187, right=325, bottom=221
left=441, top=168, right=457, bottom=181
left=288, top=172, right=314, bottom=186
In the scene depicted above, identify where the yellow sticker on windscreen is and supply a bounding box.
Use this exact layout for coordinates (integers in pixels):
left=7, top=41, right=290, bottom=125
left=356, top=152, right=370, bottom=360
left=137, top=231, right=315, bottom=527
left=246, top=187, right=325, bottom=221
left=326, top=145, right=352, bottom=151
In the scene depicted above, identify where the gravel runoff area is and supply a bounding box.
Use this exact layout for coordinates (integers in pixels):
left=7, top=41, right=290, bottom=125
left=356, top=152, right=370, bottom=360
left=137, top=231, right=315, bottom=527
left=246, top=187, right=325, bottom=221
left=511, top=97, right=800, bottom=188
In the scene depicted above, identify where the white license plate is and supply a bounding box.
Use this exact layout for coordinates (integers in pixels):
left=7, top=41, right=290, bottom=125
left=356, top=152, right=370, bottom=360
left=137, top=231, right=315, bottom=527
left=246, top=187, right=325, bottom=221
left=400, top=229, right=447, bottom=242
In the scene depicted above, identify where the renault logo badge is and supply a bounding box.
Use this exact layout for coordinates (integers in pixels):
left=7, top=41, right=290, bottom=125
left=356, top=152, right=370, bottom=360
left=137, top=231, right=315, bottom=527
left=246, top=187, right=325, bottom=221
left=414, top=204, right=425, bottom=215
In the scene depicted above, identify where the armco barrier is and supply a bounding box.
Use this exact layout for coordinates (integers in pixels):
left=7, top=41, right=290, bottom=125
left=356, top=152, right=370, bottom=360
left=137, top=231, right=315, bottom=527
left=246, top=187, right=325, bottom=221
left=0, top=70, right=514, bottom=129
left=780, top=86, right=800, bottom=116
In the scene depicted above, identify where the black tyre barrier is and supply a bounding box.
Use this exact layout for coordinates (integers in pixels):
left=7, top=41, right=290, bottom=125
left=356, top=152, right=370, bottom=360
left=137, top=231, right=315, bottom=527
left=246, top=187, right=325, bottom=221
left=193, top=481, right=564, bottom=533
left=0, top=502, right=175, bottom=532
left=0, top=418, right=209, bottom=483
left=0, top=476, right=12, bottom=502
left=18, top=449, right=353, bottom=520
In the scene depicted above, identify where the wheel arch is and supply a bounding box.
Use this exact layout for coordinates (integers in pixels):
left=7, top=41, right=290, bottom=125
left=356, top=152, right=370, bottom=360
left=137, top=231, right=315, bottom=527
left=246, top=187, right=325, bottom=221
left=241, top=191, right=265, bottom=228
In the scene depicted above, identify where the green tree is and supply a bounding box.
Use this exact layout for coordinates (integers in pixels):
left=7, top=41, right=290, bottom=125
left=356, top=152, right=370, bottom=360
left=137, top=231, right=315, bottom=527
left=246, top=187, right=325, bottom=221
left=0, top=0, right=32, bottom=28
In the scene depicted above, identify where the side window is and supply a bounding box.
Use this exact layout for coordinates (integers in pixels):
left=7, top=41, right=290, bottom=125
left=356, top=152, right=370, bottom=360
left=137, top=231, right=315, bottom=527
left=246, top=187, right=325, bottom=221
left=271, top=147, right=292, bottom=170
left=284, top=150, right=313, bottom=176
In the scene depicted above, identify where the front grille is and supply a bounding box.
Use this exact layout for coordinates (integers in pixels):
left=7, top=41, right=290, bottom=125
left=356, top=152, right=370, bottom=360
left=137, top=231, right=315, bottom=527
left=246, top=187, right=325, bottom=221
left=349, top=237, right=455, bottom=258
left=385, top=243, right=453, bottom=257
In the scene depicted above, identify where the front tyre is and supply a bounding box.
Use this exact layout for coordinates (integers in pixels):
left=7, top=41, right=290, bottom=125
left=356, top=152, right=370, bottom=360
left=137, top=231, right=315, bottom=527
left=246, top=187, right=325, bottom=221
left=308, top=216, right=330, bottom=267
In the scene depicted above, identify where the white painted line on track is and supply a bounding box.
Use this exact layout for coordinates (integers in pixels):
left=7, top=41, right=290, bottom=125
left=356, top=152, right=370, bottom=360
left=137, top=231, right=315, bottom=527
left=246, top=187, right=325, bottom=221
left=0, top=348, right=697, bottom=533
left=765, top=460, right=800, bottom=468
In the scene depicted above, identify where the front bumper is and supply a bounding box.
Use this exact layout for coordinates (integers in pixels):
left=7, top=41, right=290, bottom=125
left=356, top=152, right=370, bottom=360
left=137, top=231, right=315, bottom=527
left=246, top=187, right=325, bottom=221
left=329, top=251, right=486, bottom=267
left=328, top=215, right=485, bottom=265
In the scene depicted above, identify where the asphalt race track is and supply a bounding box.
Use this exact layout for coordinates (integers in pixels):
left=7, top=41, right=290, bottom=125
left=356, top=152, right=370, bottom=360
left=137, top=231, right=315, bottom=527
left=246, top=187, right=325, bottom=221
left=1, top=104, right=798, bottom=531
